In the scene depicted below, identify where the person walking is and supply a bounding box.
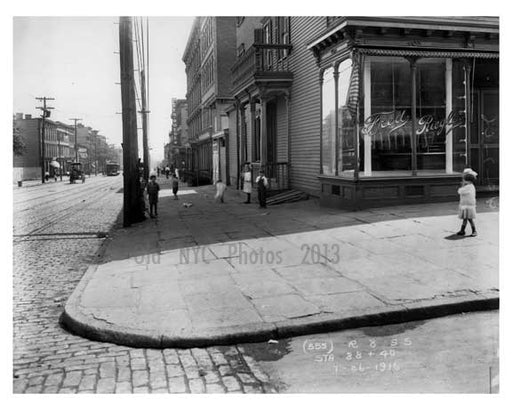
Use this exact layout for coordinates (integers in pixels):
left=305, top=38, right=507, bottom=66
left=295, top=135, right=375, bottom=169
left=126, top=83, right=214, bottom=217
left=255, top=169, right=269, bottom=209
left=457, top=168, right=478, bottom=237
left=242, top=163, right=252, bottom=204
left=171, top=172, right=179, bottom=200
left=146, top=173, right=160, bottom=218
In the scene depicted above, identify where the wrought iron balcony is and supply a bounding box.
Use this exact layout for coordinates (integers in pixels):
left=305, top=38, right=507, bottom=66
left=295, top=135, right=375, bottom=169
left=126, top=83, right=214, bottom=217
left=231, top=43, right=293, bottom=94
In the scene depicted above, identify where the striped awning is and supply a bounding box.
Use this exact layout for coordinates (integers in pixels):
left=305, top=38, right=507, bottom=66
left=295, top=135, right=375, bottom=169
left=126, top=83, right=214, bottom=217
left=358, top=48, right=499, bottom=59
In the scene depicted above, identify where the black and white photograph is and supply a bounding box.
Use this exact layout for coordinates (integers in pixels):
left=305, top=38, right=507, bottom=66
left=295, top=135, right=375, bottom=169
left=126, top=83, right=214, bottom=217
left=7, top=1, right=509, bottom=401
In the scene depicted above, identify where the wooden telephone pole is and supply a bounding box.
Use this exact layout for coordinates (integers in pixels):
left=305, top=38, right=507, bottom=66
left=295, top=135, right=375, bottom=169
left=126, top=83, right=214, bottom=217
left=119, top=16, right=145, bottom=226
left=140, top=69, right=150, bottom=181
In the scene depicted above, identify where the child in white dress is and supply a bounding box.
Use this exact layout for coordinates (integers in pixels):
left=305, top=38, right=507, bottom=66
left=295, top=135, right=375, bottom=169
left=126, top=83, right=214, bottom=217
left=457, top=168, right=478, bottom=237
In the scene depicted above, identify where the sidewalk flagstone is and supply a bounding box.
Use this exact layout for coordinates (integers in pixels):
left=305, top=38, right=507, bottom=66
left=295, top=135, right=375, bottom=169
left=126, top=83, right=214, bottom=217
left=61, top=183, right=499, bottom=348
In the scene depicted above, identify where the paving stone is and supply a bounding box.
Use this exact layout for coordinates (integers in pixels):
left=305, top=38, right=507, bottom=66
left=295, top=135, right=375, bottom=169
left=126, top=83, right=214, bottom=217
left=96, top=378, right=116, bottom=394
left=218, top=365, right=233, bottom=377
left=43, top=385, right=59, bottom=394
left=166, top=364, right=185, bottom=378
left=13, top=378, right=28, bottom=393
left=114, top=381, right=133, bottom=393
left=168, top=376, right=188, bottom=393
left=237, top=372, right=257, bottom=385
left=62, top=371, right=82, bottom=387
left=251, top=294, right=321, bottom=321
left=99, top=361, right=116, bottom=379
left=78, top=374, right=97, bottom=391
left=58, top=387, right=77, bottom=394
left=117, top=366, right=131, bottom=382
left=162, top=349, right=181, bottom=365
left=222, top=375, right=242, bottom=392
left=132, top=370, right=149, bottom=387
left=206, top=383, right=226, bottom=393
left=188, top=378, right=205, bottom=394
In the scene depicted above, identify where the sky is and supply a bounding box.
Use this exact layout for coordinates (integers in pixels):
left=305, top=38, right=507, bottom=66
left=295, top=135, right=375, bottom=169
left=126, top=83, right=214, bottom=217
left=13, top=16, right=194, bottom=166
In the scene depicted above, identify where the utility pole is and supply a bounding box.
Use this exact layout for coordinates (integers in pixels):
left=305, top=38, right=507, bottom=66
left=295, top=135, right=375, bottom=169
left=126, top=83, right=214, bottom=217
left=36, top=97, right=54, bottom=184
left=69, top=117, right=82, bottom=163
left=119, top=16, right=144, bottom=226
left=140, top=69, right=150, bottom=181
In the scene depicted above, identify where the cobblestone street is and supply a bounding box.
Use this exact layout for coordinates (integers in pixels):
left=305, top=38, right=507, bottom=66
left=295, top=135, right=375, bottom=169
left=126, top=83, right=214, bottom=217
left=12, top=177, right=274, bottom=393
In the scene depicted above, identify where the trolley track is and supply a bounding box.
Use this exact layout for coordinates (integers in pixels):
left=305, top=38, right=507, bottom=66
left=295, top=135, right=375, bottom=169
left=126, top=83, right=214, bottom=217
left=13, top=177, right=122, bottom=240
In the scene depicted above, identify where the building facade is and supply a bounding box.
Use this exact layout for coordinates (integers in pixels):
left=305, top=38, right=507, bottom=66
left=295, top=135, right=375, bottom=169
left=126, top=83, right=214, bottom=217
left=14, top=113, right=73, bottom=182
left=307, top=17, right=499, bottom=208
left=228, top=16, right=293, bottom=190
left=168, top=98, right=191, bottom=173
left=14, top=113, right=117, bottom=182
left=183, top=16, right=237, bottom=185
left=225, top=16, right=499, bottom=208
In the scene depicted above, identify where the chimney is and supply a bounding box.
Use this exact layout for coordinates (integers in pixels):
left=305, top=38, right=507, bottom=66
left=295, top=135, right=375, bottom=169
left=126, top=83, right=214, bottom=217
left=15, top=113, right=23, bottom=120
left=25, top=114, right=32, bottom=120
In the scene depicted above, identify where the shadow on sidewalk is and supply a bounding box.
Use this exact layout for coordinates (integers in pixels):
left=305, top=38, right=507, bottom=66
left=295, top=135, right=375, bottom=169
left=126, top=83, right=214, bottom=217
left=100, top=178, right=499, bottom=264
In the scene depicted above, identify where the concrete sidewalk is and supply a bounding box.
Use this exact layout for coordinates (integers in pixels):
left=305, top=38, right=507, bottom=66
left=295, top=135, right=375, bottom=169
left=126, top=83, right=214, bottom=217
left=61, top=178, right=499, bottom=348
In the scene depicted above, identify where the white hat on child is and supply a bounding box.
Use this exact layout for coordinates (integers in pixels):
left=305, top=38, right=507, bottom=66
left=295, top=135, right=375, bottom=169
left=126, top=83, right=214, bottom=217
left=463, top=168, right=478, bottom=177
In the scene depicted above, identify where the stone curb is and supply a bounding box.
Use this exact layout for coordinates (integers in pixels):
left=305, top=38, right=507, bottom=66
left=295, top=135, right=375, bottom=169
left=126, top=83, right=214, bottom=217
left=61, top=282, right=498, bottom=348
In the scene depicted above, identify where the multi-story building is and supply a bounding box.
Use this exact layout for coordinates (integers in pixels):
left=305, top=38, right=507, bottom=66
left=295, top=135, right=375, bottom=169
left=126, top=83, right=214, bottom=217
left=76, top=125, right=110, bottom=175
left=225, top=16, right=499, bottom=208
left=183, top=16, right=237, bottom=185
left=14, top=113, right=116, bottom=182
left=228, top=16, right=293, bottom=190
left=13, top=113, right=73, bottom=182
left=168, top=98, right=191, bottom=173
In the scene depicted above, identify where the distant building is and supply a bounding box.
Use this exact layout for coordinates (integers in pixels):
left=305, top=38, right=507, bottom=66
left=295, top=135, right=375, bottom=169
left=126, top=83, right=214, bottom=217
left=168, top=98, right=190, bottom=173
left=13, top=113, right=73, bottom=182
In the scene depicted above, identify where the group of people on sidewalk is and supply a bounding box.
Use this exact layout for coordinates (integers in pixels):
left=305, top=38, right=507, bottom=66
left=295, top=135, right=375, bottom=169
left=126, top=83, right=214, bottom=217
left=143, top=163, right=479, bottom=235
left=143, top=162, right=270, bottom=218
left=242, top=163, right=269, bottom=209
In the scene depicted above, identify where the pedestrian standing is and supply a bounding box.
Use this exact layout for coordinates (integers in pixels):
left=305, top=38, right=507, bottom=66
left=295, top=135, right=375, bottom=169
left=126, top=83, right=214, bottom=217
left=171, top=172, right=179, bottom=200
left=457, top=168, right=478, bottom=237
left=242, top=163, right=252, bottom=204
left=165, top=166, right=170, bottom=179
left=146, top=174, right=160, bottom=218
left=157, top=166, right=160, bottom=177
left=255, top=169, right=269, bottom=209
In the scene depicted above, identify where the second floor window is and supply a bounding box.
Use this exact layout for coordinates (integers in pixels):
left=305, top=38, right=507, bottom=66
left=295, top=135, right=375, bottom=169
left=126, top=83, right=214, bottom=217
left=277, top=17, right=290, bottom=59
left=263, top=21, right=272, bottom=69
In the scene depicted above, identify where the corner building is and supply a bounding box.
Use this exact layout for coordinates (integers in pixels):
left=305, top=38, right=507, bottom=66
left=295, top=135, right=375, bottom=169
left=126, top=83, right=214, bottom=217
left=306, top=17, right=499, bottom=208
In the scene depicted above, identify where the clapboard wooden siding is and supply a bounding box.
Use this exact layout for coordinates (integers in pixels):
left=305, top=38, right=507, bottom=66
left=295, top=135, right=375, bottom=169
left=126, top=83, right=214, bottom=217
left=288, top=16, right=325, bottom=196
left=276, top=96, right=288, bottom=162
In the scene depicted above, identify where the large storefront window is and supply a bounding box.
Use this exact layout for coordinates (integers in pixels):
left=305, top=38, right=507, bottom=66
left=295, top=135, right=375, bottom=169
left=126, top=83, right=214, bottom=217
left=320, top=54, right=498, bottom=182
left=451, top=59, right=468, bottom=173
left=337, top=59, right=356, bottom=175
left=416, top=59, right=446, bottom=171
left=321, top=67, right=336, bottom=175
left=363, top=57, right=412, bottom=173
